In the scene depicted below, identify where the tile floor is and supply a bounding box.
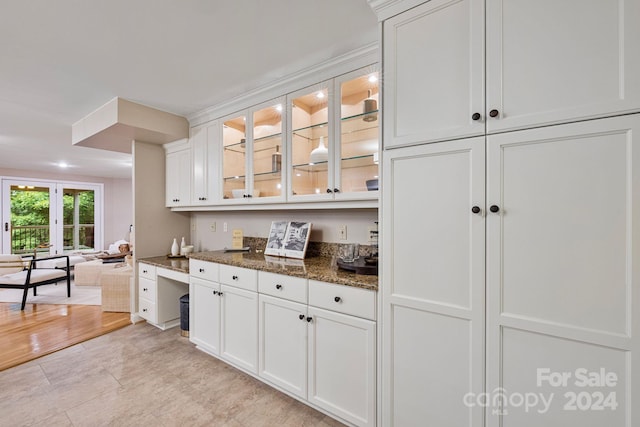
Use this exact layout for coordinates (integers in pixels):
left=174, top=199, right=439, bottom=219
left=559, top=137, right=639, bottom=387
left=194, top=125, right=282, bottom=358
left=0, top=322, right=346, bottom=427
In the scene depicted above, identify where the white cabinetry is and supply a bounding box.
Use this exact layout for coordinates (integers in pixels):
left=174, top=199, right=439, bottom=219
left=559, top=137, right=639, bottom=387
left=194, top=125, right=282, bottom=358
left=190, top=276, right=221, bottom=355
left=307, top=280, right=376, bottom=427
left=138, top=262, right=189, bottom=330
left=165, top=139, right=192, bottom=207
left=382, top=0, right=640, bottom=149
left=382, top=115, right=640, bottom=426
left=191, top=121, right=219, bottom=205
left=189, top=260, right=258, bottom=374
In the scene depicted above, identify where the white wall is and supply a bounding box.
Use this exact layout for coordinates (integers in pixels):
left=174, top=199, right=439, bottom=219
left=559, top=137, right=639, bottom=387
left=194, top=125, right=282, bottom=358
left=0, top=167, right=132, bottom=248
left=191, top=208, right=378, bottom=252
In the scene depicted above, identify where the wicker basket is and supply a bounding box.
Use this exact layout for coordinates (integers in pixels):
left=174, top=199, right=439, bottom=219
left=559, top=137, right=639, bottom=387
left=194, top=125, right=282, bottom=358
left=100, top=266, right=133, bottom=312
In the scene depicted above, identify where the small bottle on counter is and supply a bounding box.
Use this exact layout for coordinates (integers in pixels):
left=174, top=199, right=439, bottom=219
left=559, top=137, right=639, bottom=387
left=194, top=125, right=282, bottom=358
left=180, top=237, right=186, bottom=255
left=171, top=238, right=179, bottom=256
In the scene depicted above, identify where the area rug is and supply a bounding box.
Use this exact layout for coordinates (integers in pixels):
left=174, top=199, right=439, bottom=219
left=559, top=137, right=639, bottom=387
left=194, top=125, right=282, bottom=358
left=0, top=281, right=101, bottom=306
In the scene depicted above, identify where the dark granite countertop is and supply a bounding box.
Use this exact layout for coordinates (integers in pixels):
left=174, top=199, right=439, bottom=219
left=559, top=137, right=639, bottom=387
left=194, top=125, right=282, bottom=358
left=140, top=249, right=378, bottom=291
left=137, top=256, right=190, bottom=274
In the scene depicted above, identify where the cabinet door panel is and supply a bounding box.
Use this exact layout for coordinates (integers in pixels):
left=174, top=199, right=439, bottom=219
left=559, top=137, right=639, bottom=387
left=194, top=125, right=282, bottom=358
left=383, top=0, right=484, bottom=148
left=190, top=278, right=221, bottom=355
left=220, top=285, right=258, bottom=373
left=258, top=295, right=307, bottom=399
left=486, top=114, right=640, bottom=426
left=308, top=307, right=375, bottom=427
left=486, top=0, right=640, bottom=133
left=381, top=137, right=485, bottom=426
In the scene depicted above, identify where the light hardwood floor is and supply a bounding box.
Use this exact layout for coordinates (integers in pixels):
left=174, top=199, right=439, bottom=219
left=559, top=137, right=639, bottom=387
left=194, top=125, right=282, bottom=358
left=0, top=308, right=346, bottom=426
left=0, top=302, right=131, bottom=371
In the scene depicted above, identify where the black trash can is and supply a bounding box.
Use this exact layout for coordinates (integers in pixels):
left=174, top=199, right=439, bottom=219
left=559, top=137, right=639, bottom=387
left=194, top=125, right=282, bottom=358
left=179, top=294, right=189, bottom=337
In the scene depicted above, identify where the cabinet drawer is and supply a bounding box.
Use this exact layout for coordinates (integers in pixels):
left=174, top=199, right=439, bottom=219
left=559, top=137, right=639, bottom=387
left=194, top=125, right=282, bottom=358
left=258, top=271, right=307, bottom=304
left=138, top=298, right=157, bottom=323
left=219, top=264, right=258, bottom=292
left=138, top=277, right=156, bottom=302
left=190, top=259, right=219, bottom=281
left=309, top=280, right=376, bottom=320
left=138, top=263, right=156, bottom=280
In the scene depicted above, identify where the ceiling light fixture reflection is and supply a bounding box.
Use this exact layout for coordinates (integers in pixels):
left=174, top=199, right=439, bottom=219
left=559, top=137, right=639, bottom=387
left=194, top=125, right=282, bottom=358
left=369, top=74, right=378, bottom=83
left=316, top=91, right=325, bottom=99
left=58, top=162, right=68, bottom=168
left=275, top=104, right=282, bottom=112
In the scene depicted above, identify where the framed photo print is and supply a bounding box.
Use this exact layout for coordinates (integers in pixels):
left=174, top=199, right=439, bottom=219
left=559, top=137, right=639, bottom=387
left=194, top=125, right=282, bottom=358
left=264, top=221, right=312, bottom=259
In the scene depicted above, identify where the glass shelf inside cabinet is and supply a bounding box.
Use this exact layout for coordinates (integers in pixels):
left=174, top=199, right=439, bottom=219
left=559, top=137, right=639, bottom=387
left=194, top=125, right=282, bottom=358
left=254, top=132, right=282, bottom=146
left=341, top=111, right=379, bottom=134
left=341, top=154, right=377, bottom=169
left=292, top=160, right=329, bottom=173
left=292, top=122, right=329, bottom=140
left=224, top=140, right=247, bottom=154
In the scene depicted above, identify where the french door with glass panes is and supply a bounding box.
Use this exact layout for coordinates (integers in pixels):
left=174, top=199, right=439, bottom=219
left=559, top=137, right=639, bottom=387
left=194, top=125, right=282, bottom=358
left=2, top=179, right=102, bottom=256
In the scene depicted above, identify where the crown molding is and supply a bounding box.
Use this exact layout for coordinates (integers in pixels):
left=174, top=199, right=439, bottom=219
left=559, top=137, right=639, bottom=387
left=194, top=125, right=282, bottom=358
left=187, top=42, right=379, bottom=128
left=367, top=0, right=426, bottom=21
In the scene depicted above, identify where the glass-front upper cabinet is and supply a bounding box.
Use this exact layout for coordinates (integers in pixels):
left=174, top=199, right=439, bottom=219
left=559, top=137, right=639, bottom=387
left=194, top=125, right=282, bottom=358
left=288, top=83, right=333, bottom=201
left=251, top=99, right=285, bottom=202
left=334, top=67, right=380, bottom=199
left=222, top=113, right=248, bottom=200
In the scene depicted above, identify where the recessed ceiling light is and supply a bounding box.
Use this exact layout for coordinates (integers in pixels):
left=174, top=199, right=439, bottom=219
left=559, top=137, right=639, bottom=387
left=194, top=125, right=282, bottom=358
left=58, top=162, right=68, bottom=168
left=316, top=91, right=325, bottom=99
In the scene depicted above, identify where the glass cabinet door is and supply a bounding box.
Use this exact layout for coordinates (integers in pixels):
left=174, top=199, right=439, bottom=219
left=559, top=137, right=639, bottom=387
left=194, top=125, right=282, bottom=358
left=336, top=69, right=380, bottom=197
left=289, top=85, right=332, bottom=199
left=252, top=101, right=284, bottom=200
left=222, top=114, right=247, bottom=200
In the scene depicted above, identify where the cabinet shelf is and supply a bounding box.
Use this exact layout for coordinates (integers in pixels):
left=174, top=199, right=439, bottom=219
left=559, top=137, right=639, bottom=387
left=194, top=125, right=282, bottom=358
left=292, top=154, right=376, bottom=173
left=292, top=122, right=329, bottom=140
left=224, top=133, right=282, bottom=154
left=224, top=171, right=282, bottom=183
left=341, top=111, right=379, bottom=135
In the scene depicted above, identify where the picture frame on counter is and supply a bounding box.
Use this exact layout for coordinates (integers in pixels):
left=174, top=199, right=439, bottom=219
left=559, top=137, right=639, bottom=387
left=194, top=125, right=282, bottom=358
left=265, top=221, right=312, bottom=259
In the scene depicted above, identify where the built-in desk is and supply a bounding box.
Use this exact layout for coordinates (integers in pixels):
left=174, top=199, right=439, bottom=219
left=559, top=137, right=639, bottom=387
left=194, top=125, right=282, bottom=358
left=137, top=256, right=189, bottom=330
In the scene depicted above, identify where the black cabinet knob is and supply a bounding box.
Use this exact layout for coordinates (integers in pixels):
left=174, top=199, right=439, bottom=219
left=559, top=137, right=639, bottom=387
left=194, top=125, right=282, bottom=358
left=247, top=194, right=253, bottom=198
left=471, top=206, right=481, bottom=214
left=472, top=112, right=481, bottom=121
left=218, top=292, right=224, bottom=296
left=326, top=188, right=333, bottom=193
left=142, top=308, right=148, bottom=312
left=143, top=270, right=147, bottom=274
left=306, top=317, right=313, bottom=323
left=334, top=296, right=341, bottom=303
left=489, top=109, right=499, bottom=118
left=199, top=268, right=205, bottom=273
left=299, top=314, right=305, bottom=320
left=143, top=288, right=148, bottom=292
left=276, top=284, right=282, bottom=290
left=490, top=205, right=500, bottom=213
left=213, top=290, right=218, bottom=295
left=333, top=188, right=340, bottom=193
left=232, top=275, right=238, bottom=280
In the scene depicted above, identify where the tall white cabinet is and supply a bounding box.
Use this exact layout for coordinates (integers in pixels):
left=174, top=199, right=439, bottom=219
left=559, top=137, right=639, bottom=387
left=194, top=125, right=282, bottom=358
left=377, top=0, right=640, bottom=425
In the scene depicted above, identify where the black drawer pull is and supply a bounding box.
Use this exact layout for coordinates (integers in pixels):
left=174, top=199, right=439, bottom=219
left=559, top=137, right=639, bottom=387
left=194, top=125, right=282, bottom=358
left=276, top=284, right=282, bottom=290
left=334, top=296, right=342, bottom=303
left=299, top=314, right=305, bottom=320
left=199, top=268, right=205, bottom=273
left=232, top=275, right=239, bottom=280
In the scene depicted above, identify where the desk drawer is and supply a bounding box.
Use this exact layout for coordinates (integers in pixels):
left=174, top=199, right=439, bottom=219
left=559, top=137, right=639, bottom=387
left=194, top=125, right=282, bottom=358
left=138, top=277, right=156, bottom=302
left=138, top=263, right=156, bottom=280
left=309, top=280, right=376, bottom=320
left=139, top=298, right=157, bottom=323
left=258, top=271, right=307, bottom=304
left=219, top=264, right=257, bottom=292
left=189, top=259, right=219, bottom=282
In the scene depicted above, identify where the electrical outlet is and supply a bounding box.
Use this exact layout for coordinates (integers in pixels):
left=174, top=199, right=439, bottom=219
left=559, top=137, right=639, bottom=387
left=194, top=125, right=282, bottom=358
left=223, top=222, right=228, bottom=232
left=209, top=222, right=216, bottom=232
left=338, top=225, right=347, bottom=240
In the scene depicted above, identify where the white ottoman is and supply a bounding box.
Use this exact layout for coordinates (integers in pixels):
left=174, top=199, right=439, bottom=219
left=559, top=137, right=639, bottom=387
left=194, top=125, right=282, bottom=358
left=74, top=260, right=119, bottom=286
